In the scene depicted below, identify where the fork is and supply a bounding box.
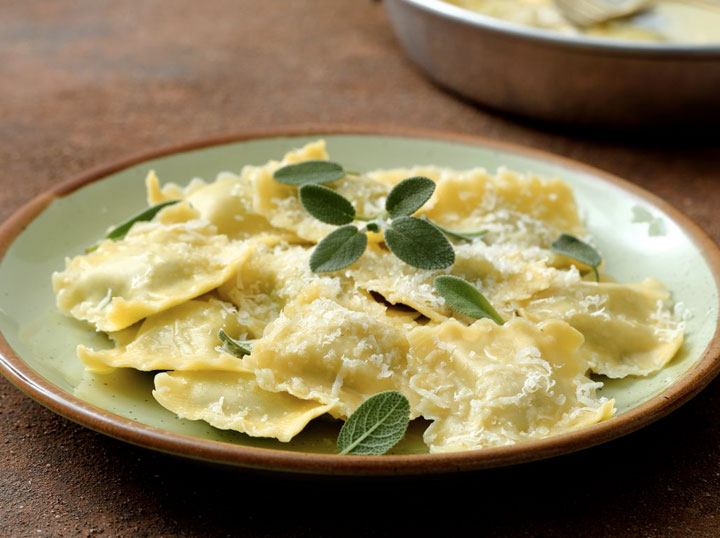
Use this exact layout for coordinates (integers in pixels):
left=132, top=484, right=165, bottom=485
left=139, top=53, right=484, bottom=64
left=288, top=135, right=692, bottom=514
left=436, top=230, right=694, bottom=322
left=554, top=0, right=652, bottom=26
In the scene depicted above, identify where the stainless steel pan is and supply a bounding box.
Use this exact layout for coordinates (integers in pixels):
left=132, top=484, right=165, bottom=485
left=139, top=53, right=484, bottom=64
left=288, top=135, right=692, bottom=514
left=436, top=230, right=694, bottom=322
left=384, top=0, right=720, bottom=125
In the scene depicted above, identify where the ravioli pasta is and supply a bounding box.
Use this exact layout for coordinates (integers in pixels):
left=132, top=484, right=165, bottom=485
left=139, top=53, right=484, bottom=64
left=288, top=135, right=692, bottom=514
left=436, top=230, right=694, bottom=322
left=52, top=141, right=686, bottom=453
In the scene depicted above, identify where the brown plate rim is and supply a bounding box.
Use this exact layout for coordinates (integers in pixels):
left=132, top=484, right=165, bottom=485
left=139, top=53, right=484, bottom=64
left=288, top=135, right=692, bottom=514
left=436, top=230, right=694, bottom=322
left=1, top=125, right=719, bottom=476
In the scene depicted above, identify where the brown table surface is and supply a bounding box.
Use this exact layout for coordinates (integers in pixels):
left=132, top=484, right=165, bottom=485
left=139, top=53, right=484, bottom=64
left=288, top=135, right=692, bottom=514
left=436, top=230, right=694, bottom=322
left=1, top=1, right=719, bottom=536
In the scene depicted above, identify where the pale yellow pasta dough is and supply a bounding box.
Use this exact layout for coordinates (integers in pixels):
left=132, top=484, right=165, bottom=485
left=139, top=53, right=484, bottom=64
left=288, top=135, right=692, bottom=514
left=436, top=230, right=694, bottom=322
left=406, top=318, right=615, bottom=452
left=153, top=371, right=333, bottom=443
left=372, top=166, right=585, bottom=249
left=217, top=243, right=354, bottom=338
left=345, top=244, right=450, bottom=322
left=53, top=216, right=249, bottom=332
left=346, top=241, right=580, bottom=323
left=52, top=140, right=685, bottom=451
left=243, top=294, right=411, bottom=419
left=518, top=278, right=684, bottom=377
left=77, top=298, right=251, bottom=374
left=146, top=170, right=207, bottom=203
left=146, top=170, right=297, bottom=244
left=250, top=140, right=388, bottom=243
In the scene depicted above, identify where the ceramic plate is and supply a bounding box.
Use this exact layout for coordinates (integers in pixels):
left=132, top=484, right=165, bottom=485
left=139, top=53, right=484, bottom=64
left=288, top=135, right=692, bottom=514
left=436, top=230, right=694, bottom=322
left=1, top=128, right=719, bottom=475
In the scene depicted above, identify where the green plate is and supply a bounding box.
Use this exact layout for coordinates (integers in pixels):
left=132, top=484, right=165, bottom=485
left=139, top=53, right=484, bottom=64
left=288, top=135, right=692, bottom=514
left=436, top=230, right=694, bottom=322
left=1, top=129, right=718, bottom=475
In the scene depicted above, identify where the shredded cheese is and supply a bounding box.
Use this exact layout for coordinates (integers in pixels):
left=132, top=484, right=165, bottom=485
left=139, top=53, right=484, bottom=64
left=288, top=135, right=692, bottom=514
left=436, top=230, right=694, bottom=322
left=52, top=140, right=685, bottom=451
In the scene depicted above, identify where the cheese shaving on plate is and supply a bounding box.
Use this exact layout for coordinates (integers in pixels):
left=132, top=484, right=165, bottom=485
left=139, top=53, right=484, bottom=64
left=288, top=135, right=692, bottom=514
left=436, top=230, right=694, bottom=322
left=52, top=140, right=685, bottom=452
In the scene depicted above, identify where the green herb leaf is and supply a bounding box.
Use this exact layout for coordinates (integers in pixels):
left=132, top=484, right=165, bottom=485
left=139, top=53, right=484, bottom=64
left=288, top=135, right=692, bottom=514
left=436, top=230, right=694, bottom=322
left=385, top=176, right=436, bottom=219
left=310, top=225, right=368, bottom=273
left=217, top=329, right=253, bottom=357
left=298, top=184, right=356, bottom=225
left=365, top=222, right=381, bottom=234
left=421, top=216, right=487, bottom=242
left=106, top=200, right=181, bottom=241
left=550, top=233, right=602, bottom=282
left=384, top=216, right=455, bottom=270
left=337, top=391, right=410, bottom=455
left=86, top=200, right=181, bottom=251
left=434, top=275, right=504, bottom=325
left=273, top=160, right=345, bottom=186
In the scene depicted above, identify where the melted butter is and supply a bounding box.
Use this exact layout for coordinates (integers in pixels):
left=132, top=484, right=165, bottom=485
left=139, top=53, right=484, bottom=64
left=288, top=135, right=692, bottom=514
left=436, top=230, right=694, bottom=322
left=445, top=0, right=720, bottom=43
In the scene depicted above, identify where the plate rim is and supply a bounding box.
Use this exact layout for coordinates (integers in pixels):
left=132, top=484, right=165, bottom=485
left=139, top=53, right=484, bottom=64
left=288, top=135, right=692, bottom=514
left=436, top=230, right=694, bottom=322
left=1, top=125, right=719, bottom=476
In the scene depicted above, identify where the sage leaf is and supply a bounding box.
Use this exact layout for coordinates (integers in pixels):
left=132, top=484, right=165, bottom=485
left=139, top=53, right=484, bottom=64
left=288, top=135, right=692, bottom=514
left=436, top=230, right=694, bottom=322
left=385, top=176, right=436, bottom=219
left=86, top=199, right=181, bottom=251
left=299, top=184, right=356, bottom=225
left=337, top=391, right=410, bottom=455
left=273, top=160, right=345, bottom=186
left=434, top=275, right=504, bottom=325
left=550, top=233, right=601, bottom=282
left=218, top=329, right=253, bottom=357
left=106, top=199, right=181, bottom=241
left=310, top=225, right=368, bottom=273
left=384, top=216, right=455, bottom=270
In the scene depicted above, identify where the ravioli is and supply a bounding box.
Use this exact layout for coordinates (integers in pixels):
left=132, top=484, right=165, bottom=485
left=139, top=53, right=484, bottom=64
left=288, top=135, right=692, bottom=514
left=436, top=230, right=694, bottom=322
left=146, top=170, right=297, bottom=243
left=77, top=298, right=251, bottom=374
left=153, top=371, right=333, bottom=442
left=52, top=140, right=685, bottom=452
left=407, top=318, right=615, bottom=452
left=518, top=278, right=685, bottom=377
left=250, top=140, right=389, bottom=243
left=345, top=245, right=449, bottom=322
left=373, top=166, right=585, bottom=249
left=216, top=243, right=353, bottom=338
left=243, top=294, right=411, bottom=419
left=53, top=217, right=249, bottom=332
left=346, top=241, right=574, bottom=323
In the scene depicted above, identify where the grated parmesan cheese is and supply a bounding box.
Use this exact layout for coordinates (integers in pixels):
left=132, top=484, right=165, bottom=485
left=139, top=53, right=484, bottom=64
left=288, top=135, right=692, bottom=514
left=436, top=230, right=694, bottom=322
left=53, top=140, right=685, bottom=451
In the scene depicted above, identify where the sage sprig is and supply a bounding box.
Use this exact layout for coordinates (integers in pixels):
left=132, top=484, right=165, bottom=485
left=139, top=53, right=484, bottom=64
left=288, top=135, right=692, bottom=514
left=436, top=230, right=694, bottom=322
left=382, top=178, right=455, bottom=268
left=337, top=390, right=410, bottom=456
left=218, top=329, right=253, bottom=357
left=273, top=162, right=493, bottom=273
left=86, top=199, right=180, bottom=252
left=278, top=168, right=456, bottom=272
left=434, top=275, right=504, bottom=325
left=550, top=233, right=602, bottom=282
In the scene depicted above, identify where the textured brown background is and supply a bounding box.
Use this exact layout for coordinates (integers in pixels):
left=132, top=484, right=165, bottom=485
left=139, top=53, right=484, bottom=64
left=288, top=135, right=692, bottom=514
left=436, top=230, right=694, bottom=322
left=1, top=1, right=719, bottom=537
